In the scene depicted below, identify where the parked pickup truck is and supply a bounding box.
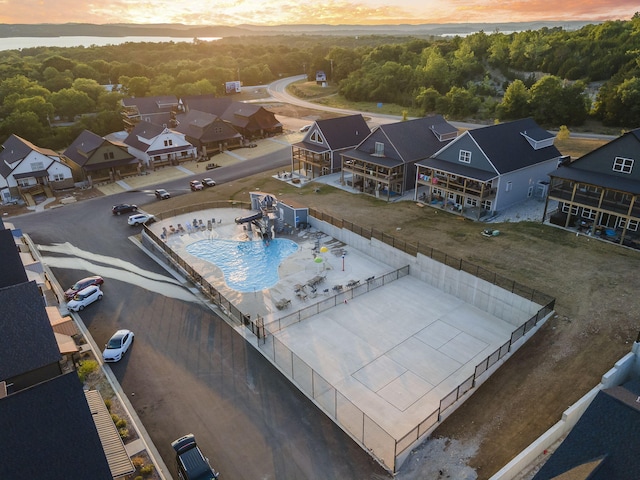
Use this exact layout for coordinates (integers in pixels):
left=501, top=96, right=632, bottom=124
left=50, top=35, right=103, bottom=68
left=171, top=434, right=219, bottom=480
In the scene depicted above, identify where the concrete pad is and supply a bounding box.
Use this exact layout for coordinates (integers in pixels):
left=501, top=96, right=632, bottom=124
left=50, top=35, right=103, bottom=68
left=148, top=206, right=536, bottom=445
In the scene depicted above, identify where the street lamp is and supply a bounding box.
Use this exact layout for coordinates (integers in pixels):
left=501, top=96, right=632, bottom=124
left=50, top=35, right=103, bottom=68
left=330, top=59, right=334, bottom=81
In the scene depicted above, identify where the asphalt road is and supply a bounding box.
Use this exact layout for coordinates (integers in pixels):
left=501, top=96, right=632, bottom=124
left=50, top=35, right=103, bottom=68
left=12, top=150, right=390, bottom=480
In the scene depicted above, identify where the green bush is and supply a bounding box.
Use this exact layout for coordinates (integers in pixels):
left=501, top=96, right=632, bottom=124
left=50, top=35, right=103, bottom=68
left=134, top=476, right=143, bottom=480
left=76, top=359, right=98, bottom=383
left=115, top=418, right=127, bottom=429
left=140, top=464, right=154, bottom=476
left=104, top=398, right=112, bottom=412
left=118, top=427, right=129, bottom=439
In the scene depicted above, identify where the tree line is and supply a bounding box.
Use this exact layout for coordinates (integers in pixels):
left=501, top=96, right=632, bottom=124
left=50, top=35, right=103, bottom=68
left=0, top=16, right=639, bottom=149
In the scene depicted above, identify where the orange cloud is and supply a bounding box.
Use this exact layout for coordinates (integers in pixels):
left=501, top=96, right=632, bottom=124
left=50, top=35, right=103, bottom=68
left=0, top=0, right=637, bottom=25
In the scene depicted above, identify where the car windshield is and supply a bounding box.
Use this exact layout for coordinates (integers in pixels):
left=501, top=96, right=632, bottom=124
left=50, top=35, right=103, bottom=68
left=107, top=336, right=123, bottom=349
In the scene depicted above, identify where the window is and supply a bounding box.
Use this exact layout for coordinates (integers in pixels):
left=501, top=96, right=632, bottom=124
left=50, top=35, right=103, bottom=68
left=310, top=131, right=322, bottom=143
left=30, top=161, right=44, bottom=171
left=613, top=156, right=633, bottom=174
left=51, top=173, right=64, bottom=181
left=103, top=151, right=114, bottom=160
left=618, top=218, right=639, bottom=231
left=459, top=150, right=471, bottom=163
left=581, top=208, right=597, bottom=220
left=164, top=139, right=173, bottom=147
left=505, top=181, right=513, bottom=192
left=213, top=126, right=223, bottom=134
left=561, top=203, right=579, bottom=215
left=465, top=197, right=478, bottom=206
left=481, top=199, right=492, bottom=210
left=17, top=178, right=31, bottom=187
left=374, top=142, right=384, bottom=156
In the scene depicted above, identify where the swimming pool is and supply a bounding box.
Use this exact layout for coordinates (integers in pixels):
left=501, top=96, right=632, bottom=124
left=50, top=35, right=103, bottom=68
left=186, top=238, right=299, bottom=292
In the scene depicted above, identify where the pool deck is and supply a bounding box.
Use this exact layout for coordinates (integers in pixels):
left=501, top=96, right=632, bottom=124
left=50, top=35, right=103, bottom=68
left=149, top=207, right=533, bottom=448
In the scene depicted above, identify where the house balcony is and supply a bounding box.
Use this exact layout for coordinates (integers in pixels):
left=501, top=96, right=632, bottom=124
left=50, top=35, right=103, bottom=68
left=549, top=185, right=640, bottom=217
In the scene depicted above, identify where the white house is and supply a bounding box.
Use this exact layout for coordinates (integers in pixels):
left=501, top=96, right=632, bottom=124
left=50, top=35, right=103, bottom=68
left=0, top=134, right=73, bottom=205
left=123, top=122, right=196, bottom=169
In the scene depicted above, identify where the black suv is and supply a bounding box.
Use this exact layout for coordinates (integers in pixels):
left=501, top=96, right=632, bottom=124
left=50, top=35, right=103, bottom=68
left=171, top=434, right=219, bottom=480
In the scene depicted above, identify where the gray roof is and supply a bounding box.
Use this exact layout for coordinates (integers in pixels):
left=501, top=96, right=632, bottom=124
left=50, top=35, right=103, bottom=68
left=0, top=281, right=61, bottom=380
left=533, top=377, right=640, bottom=480
left=62, top=130, right=104, bottom=167
left=122, top=95, right=178, bottom=115
left=0, top=228, right=28, bottom=288
left=0, top=134, right=62, bottom=179
left=0, top=373, right=112, bottom=480
left=465, top=118, right=561, bottom=174
left=343, top=115, right=457, bottom=166
left=174, top=110, right=241, bottom=143
left=547, top=127, right=640, bottom=194
left=181, top=95, right=233, bottom=117
left=314, top=114, right=370, bottom=150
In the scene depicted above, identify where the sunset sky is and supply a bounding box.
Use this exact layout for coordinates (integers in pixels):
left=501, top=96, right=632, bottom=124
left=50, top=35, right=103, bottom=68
left=0, top=0, right=637, bottom=26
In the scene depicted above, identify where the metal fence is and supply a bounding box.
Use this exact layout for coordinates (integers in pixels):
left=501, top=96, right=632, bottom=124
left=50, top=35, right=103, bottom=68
left=262, top=267, right=409, bottom=335
left=144, top=204, right=556, bottom=473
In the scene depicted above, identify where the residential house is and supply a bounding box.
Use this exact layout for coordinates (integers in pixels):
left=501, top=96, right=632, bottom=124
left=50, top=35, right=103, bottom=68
left=340, top=115, right=458, bottom=201
left=0, top=281, right=62, bottom=394
left=121, top=95, right=179, bottom=132
left=180, top=94, right=282, bottom=139
left=0, top=373, right=114, bottom=479
left=219, top=102, right=282, bottom=139
left=543, top=128, right=640, bottom=248
left=532, top=378, right=640, bottom=480
left=0, top=134, right=73, bottom=205
left=63, top=130, right=139, bottom=185
left=291, top=114, right=370, bottom=178
left=123, top=121, right=197, bottom=170
left=173, top=109, right=242, bottom=157
left=415, top=118, right=561, bottom=219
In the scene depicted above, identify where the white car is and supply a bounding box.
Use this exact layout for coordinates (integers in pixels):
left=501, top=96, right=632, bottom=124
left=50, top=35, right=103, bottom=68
left=128, top=213, right=154, bottom=226
left=67, top=285, right=103, bottom=312
left=102, top=329, right=134, bottom=363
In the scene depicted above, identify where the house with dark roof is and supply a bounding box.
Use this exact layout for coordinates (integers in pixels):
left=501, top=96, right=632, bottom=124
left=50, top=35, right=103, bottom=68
left=63, top=130, right=139, bottom=185
left=0, top=228, right=28, bottom=289
left=532, top=378, right=640, bottom=480
left=0, top=372, right=113, bottom=480
left=415, top=118, right=561, bottom=219
left=0, top=281, right=62, bottom=394
left=543, top=128, right=640, bottom=249
left=180, top=94, right=233, bottom=117
left=123, top=121, right=197, bottom=169
left=218, top=101, right=282, bottom=139
left=494, top=340, right=640, bottom=479
left=291, top=114, right=370, bottom=178
left=0, top=134, right=73, bottom=206
left=121, top=95, right=179, bottom=132
left=340, top=115, right=458, bottom=201
left=173, top=109, right=243, bottom=157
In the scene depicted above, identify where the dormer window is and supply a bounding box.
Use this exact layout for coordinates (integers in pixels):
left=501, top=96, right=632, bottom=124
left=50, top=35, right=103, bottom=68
left=310, top=131, right=322, bottom=144
left=164, top=139, right=173, bottom=147
left=373, top=142, right=384, bottom=156
left=459, top=150, right=471, bottom=163
left=613, top=156, right=633, bottom=174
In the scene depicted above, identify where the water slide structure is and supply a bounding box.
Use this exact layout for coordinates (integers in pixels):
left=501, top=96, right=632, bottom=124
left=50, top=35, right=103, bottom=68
left=235, top=194, right=277, bottom=240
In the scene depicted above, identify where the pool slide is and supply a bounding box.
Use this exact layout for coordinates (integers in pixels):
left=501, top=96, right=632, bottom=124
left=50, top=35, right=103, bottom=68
left=235, top=212, right=263, bottom=224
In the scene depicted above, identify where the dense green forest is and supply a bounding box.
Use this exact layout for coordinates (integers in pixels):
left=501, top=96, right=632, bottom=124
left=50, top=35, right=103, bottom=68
left=1, top=15, right=639, bottom=149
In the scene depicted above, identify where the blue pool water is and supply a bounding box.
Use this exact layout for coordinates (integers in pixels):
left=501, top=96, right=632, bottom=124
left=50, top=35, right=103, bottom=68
left=186, top=238, right=299, bottom=292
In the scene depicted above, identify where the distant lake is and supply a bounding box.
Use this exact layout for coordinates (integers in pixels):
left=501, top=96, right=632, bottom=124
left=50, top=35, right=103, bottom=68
left=0, top=36, right=222, bottom=52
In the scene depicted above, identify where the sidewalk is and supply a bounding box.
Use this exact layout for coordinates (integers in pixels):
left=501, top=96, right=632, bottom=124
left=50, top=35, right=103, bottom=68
left=95, top=132, right=304, bottom=196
